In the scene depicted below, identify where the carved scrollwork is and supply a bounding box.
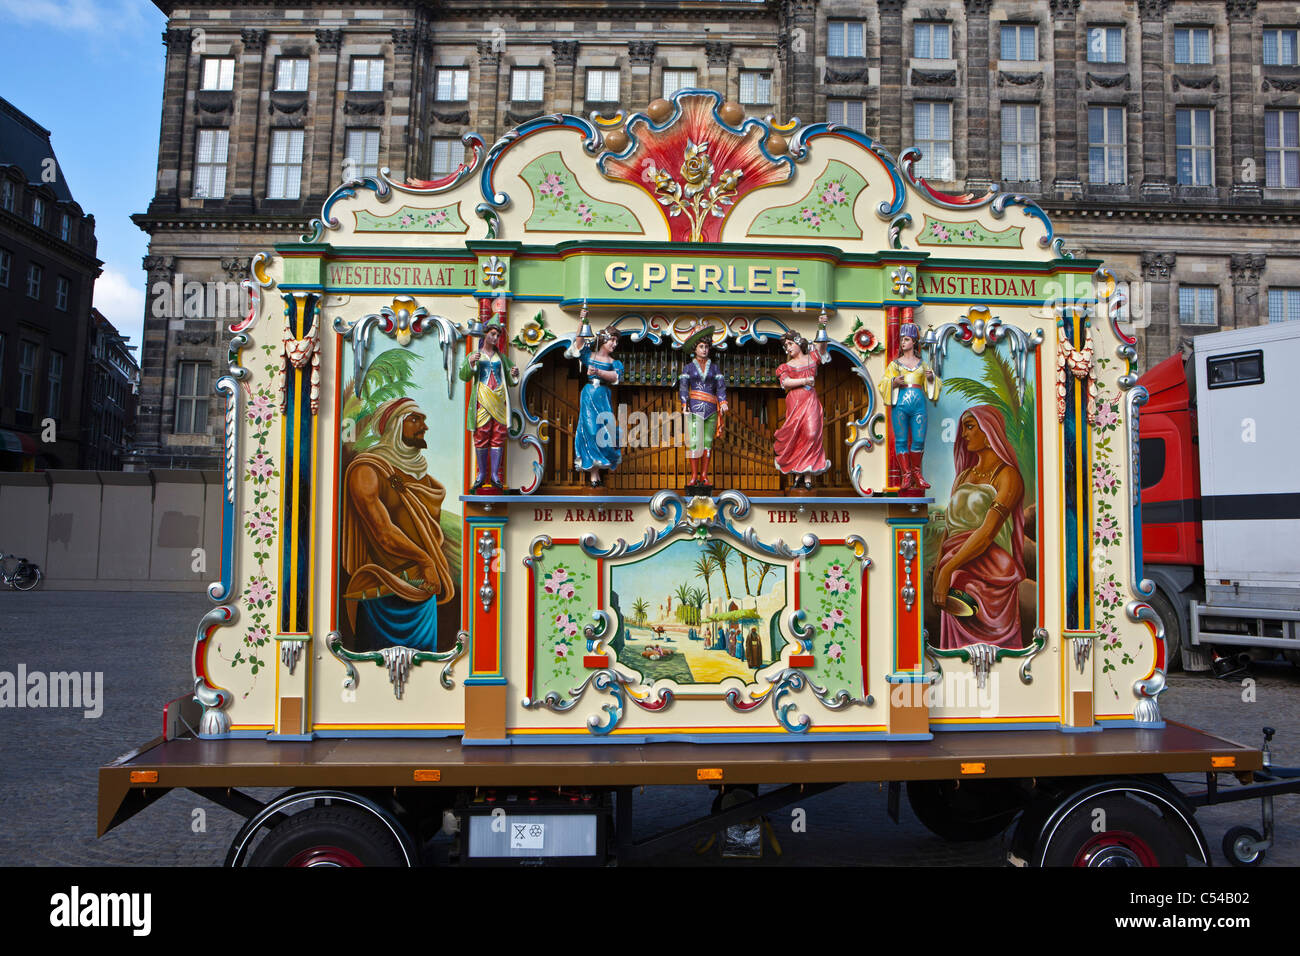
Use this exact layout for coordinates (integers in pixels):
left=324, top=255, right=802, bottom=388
left=1171, top=74, right=1220, bottom=92
left=913, top=69, right=958, bottom=87
left=1085, top=72, right=1131, bottom=90
left=824, top=66, right=871, bottom=85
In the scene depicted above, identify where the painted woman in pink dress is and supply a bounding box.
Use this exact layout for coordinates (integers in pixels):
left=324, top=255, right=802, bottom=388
left=932, top=405, right=1027, bottom=649
left=773, top=330, right=830, bottom=489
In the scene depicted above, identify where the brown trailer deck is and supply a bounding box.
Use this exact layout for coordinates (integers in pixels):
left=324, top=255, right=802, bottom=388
left=99, top=722, right=1262, bottom=840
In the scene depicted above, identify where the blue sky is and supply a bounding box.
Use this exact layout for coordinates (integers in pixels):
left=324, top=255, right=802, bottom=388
left=1, top=0, right=167, bottom=351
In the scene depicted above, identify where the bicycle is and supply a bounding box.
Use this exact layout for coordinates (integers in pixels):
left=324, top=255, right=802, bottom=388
left=0, top=552, right=43, bottom=591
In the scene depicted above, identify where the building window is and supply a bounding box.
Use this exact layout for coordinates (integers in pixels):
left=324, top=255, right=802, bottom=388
left=914, top=101, right=953, bottom=179
left=194, top=129, right=229, bottom=199
left=0, top=178, right=12, bottom=212
left=1087, top=26, right=1125, bottom=63
left=31, top=196, right=44, bottom=228
left=55, top=276, right=69, bottom=311
left=435, top=68, right=469, bottom=101
left=60, top=213, right=71, bottom=242
left=430, top=137, right=462, bottom=176
left=26, top=263, right=41, bottom=299
left=201, top=57, right=235, bottom=91
left=738, top=70, right=771, bottom=105
left=1088, top=106, right=1127, bottom=184
left=345, top=129, right=380, bottom=179
left=1001, top=104, right=1039, bottom=181
left=18, top=342, right=37, bottom=413
left=1269, top=287, right=1300, bottom=323
left=175, top=361, right=211, bottom=434
left=0, top=248, right=9, bottom=287
left=1174, top=27, right=1212, bottom=65
left=1179, top=285, right=1217, bottom=325
left=267, top=130, right=305, bottom=199
left=1264, top=28, right=1299, bottom=66
left=350, top=57, right=384, bottom=92
left=46, top=353, right=63, bottom=420
left=1175, top=108, right=1214, bottom=186
left=511, top=68, right=544, bottom=102
left=1001, top=24, right=1037, bottom=62
left=1265, top=110, right=1300, bottom=187
left=275, top=57, right=309, bottom=92
left=828, top=20, right=866, bottom=58
left=586, top=69, right=620, bottom=103
left=662, top=69, right=697, bottom=98
left=827, top=99, right=866, bottom=133
left=914, top=22, right=951, bottom=59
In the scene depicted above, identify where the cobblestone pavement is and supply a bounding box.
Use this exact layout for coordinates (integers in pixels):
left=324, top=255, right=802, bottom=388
left=1, top=590, right=1296, bottom=867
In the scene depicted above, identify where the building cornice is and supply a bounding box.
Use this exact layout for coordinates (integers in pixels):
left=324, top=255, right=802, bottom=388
left=131, top=211, right=312, bottom=233
left=1044, top=201, right=1300, bottom=225
left=153, top=0, right=780, bottom=21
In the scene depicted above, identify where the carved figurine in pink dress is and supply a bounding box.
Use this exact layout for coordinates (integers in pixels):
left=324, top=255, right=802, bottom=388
left=773, top=330, right=831, bottom=489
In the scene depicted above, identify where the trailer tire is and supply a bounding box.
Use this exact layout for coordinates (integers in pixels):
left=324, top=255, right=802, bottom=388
left=1039, top=794, right=1188, bottom=867
left=248, top=806, right=408, bottom=867
left=1222, top=826, right=1265, bottom=867
left=906, top=779, right=1024, bottom=842
left=1147, top=587, right=1182, bottom=673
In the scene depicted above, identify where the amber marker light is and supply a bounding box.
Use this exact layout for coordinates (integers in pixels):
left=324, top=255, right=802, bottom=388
left=1211, top=756, right=1237, bottom=769
left=960, top=763, right=987, bottom=775
left=697, top=768, right=723, bottom=781
left=130, top=771, right=159, bottom=784
left=413, top=769, right=441, bottom=782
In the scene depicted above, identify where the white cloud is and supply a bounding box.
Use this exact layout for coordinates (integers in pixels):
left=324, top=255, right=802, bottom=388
left=94, top=266, right=145, bottom=346
left=0, top=0, right=148, bottom=33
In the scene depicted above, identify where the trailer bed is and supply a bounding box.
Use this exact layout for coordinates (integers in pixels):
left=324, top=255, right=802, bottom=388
left=99, top=722, right=1262, bottom=836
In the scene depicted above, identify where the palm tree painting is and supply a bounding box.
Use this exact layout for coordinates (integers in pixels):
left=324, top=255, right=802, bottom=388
left=631, top=598, right=649, bottom=628
left=341, top=348, right=423, bottom=452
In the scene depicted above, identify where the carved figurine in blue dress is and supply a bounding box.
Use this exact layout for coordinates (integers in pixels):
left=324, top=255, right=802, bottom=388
left=566, top=327, right=623, bottom=487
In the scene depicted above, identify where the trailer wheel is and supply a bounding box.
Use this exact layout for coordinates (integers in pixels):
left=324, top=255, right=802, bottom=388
left=1146, top=588, right=1182, bottom=673
left=1222, top=826, right=1265, bottom=867
left=906, top=779, right=1024, bottom=842
left=1040, top=794, right=1188, bottom=867
left=248, top=806, right=407, bottom=867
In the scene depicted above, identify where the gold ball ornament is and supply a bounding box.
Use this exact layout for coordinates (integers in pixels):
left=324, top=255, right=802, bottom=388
left=647, top=99, right=673, bottom=123
left=719, top=101, right=745, bottom=126
left=603, top=129, right=629, bottom=153
left=767, top=133, right=788, bottom=156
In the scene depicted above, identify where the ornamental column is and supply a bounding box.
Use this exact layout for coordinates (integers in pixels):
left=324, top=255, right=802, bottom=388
left=629, top=41, right=656, bottom=107
left=878, top=0, right=905, bottom=153
left=1138, top=0, right=1173, bottom=201
left=552, top=40, right=579, bottom=114
left=1227, top=0, right=1261, bottom=203
left=311, top=29, right=343, bottom=197
left=964, top=0, right=993, bottom=192
left=1050, top=0, right=1082, bottom=199
left=779, top=0, right=817, bottom=124
left=1140, top=251, right=1176, bottom=369
left=476, top=38, right=503, bottom=141
left=1229, top=254, right=1265, bottom=329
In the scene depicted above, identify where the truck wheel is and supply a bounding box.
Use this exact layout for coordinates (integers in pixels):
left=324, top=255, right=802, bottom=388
left=1147, top=588, right=1182, bottom=673
left=906, top=779, right=1024, bottom=842
left=1040, top=795, right=1187, bottom=867
left=248, top=806, right=408, bottom=867
left=1222, top=826, right=1265, bottom=867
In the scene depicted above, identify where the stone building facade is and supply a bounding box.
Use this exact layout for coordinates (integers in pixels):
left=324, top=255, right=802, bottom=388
left=84, top=309, right=141, bottom=471
left=135, top=0, right=1300, bottom=468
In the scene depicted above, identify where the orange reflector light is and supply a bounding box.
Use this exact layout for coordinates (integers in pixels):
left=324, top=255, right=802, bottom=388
left=960, top=762, right=987, bottom=775
left=697, top=768, right=723, bottom=781
left=1211, top=756, right=1236, bottom=769
left=130, top=771, right=158, bottom=784
left=413, top=769, right=441, bottom=782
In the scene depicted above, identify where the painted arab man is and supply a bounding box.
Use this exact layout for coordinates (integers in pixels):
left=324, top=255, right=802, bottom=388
left=678, top=325, right=728, bottom=489
left=341, top=397, right=457, bottom=651
left=458, top=317, right=520, bottom=492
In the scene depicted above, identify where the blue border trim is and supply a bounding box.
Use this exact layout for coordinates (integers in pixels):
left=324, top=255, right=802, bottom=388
left=311, top=728, right=465, bottom=738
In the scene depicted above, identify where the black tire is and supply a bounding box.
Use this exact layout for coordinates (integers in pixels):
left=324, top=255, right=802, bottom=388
left=906, top=779, right=1025, bottom=842
left=1041, top=793, right=1188, bottom=867
left=12, top=565, right=41, bottom=591
left=1146, top=587, right=1182, bottom=673
left=1222, top=826, right=1265, bottom=867
left=248, top=805, right=408, bottom=867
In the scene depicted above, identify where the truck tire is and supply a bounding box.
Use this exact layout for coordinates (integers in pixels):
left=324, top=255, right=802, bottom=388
left=906, top=779, right=1025, bottom=842
left=248, top=806, right=409, bottom=867
left=1146, top=587, right=1182, bottom=673
left=1039, top=794, right=1189, bottom=867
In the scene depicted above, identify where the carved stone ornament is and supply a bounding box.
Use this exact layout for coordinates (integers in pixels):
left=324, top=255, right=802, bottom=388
left=1225, top=0, right=1258, bottom=21
left=432, top=109, right=471, bottom=125
left=628, top=40, right=656, bottom=65
left=316, top=28, right=343, bottom=51
left=706, top=41, right=732, bottom=67
left=824, top=66, right=871, bottom=85
left=143, top=255, right=177, bottom=280
left=964, top=0, right=992, bottom=15
left=505, top=108, right=545, bottom=126
left=1262, top=73, right=1300, bottom=92
left=241, top=28, right=267, bottom=52
left=221, top=256, right=251, bottom=282
left=1142, top=251, right=1176, bottom=280
left=195, top=91, right=234, bottom=114
left=163, top=28, right=191, bottom=51
left=1138, top=0, right=1172, bottom=21
left=1171, top=74, right=1221, bottom=91
left=1229, top=253, right=1266, bottom=287
left=552, top=40, right=579, bottom=66
left=1049, top=0, right=1080, bottom=19
left=344, top=95, right=386, bottom=116
left=913, top=69, right=958, bottom=87
left=269, top=93, right=309, bottom=116
left=998, top=70, right=1043, bottom=88
left=1085, top=72, right=1131, bottom=90
left=392, top=28, right=418, bottom=54
left=477, top=38, right=500, bottom=64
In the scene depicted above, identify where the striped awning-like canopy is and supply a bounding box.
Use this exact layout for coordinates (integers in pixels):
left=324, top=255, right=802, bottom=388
left=0, top=429, right=37, bottom=455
